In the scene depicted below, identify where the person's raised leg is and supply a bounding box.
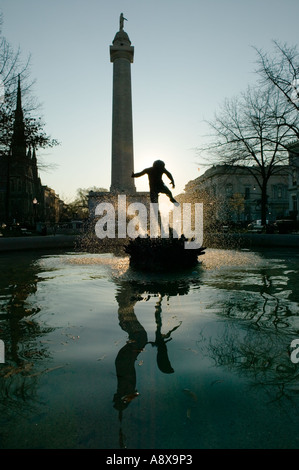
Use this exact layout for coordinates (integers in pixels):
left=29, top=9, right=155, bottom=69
left=161, top=185, right=178, bottom=204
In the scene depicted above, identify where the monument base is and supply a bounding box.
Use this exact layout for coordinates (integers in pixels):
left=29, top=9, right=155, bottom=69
left=125, top=235, right=206, bottom=272
left=87, top=190, right=150, bottom=218
left=77, top=190, right=151, bottom=253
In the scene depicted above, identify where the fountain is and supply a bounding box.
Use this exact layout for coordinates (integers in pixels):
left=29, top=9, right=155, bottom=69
left=83, top=14, right=205, bottom=271
left=1, top=248, right=299, bottom=449
left=125, top=234, right=206, bottom=271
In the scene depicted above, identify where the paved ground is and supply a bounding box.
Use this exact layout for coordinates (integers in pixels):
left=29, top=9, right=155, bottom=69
left=206, top=232, right=299, bottom=248
left=0, top=234, right=80, bottom=252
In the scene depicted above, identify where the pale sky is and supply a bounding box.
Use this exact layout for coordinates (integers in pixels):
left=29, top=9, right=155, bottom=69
left=1, top=0, right=299, bottom=202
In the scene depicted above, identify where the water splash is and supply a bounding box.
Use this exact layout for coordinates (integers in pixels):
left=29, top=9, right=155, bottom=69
left=201, top=248, right=262, bottom=270
left=62, top=253, right=130, bottom=277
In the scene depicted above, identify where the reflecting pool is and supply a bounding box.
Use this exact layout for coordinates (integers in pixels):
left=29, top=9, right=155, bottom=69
left=0, top=247, right=299, bottom=449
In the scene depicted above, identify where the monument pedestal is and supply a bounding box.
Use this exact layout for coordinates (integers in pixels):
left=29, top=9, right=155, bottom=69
left=88, top=191, right=150, bottom=218
left=87, top=16, right=148, bottom=241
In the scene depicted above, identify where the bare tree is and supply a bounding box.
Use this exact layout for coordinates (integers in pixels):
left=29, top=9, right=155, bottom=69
left=68, top=187, right=108, bottom=219
left=0, top=14, right=58, bottom=156
left=198, top=84, right=299, bottom=224
left=255, top=41, right=299, bottom=140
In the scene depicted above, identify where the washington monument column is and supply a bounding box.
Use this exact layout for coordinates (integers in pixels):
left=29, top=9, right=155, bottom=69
left=110, top=13, right=136, bottom=193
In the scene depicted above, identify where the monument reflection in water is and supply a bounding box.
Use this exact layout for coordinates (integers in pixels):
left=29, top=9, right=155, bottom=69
left=113, top=277, right=189, bottom=448
left=1, top=248, right=299, bottom=449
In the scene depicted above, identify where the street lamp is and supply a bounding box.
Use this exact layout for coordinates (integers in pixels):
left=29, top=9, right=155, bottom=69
left=33, top=198, right=38, bottom=229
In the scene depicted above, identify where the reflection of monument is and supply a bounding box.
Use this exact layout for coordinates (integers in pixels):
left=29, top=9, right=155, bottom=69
left=113, top=284, right=148, bottom=414
left=88, top=14, right=149, bottom=217
left=112, top=276, right=189, bottom=447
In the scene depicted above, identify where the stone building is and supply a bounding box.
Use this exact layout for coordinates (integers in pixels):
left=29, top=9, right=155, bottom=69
left=182, top=164, right=290, bottom=225
left=0, top=77, right=65, bottom=228
left=42, top=186, right=60, bottom=225
left=288, top=142, right=299, bottom=221
left=0, top=77, right=44, bottom=226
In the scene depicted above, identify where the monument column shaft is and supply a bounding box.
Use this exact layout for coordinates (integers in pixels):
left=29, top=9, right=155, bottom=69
left=111, top=56, right=136, bottom=193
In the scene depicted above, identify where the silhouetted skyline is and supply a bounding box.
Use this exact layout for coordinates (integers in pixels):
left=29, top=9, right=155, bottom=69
left=1, top=0, right=299, bottom=202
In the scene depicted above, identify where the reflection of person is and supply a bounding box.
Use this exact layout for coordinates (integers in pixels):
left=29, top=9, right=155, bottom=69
left=112, top=281, right=183, bottom=447
left=113, top=284, right=181, bottom=412
left=132, top=160, right=178, bottom=204
left=148, top=295, right=181, bottom=374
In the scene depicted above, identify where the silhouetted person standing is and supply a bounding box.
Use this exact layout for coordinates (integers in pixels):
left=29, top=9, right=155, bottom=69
left=131, top=160, right=178, bottom=203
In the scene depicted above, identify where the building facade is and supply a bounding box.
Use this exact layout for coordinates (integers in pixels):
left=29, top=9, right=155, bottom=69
left=288, top=142, right=299, bottom=221
left=0, top=77, right=65, bottom=228
left=182, top=164, right=290, bottom=225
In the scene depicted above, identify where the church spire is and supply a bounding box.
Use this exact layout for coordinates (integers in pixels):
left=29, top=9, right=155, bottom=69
left=32, top=146, right=37, bottom=162
left=16, top=75, right=23, bottom=114
left=31, top=145, right=40, bottom=184
left=11, top=75, right=26, bottom=159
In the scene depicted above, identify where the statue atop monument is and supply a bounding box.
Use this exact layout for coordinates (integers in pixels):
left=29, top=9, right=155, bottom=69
left=119, top=13, right=127, bottom=31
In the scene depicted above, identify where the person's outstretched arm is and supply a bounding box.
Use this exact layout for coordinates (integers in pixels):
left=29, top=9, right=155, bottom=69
left=164, top=169, right=175, bottom=188
left=132, top=169, right=148, bottom=178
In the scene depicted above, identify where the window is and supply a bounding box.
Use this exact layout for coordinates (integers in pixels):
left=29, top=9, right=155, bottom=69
left=244, top=187, right=250, bottom=200
left=225, top=183, right=233, bottom=197
left=292, top=168, right=297, bottom=186
left=273, top=185, right=285, bottom=199
left=292, top=195, right=298, bottom=212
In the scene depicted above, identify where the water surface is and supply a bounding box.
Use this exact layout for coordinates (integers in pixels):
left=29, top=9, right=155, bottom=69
left=0, top=247, right=299, bottom=449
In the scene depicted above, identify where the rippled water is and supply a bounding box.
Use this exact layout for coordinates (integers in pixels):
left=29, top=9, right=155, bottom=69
left=0, top=247, right=299, bottom=449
